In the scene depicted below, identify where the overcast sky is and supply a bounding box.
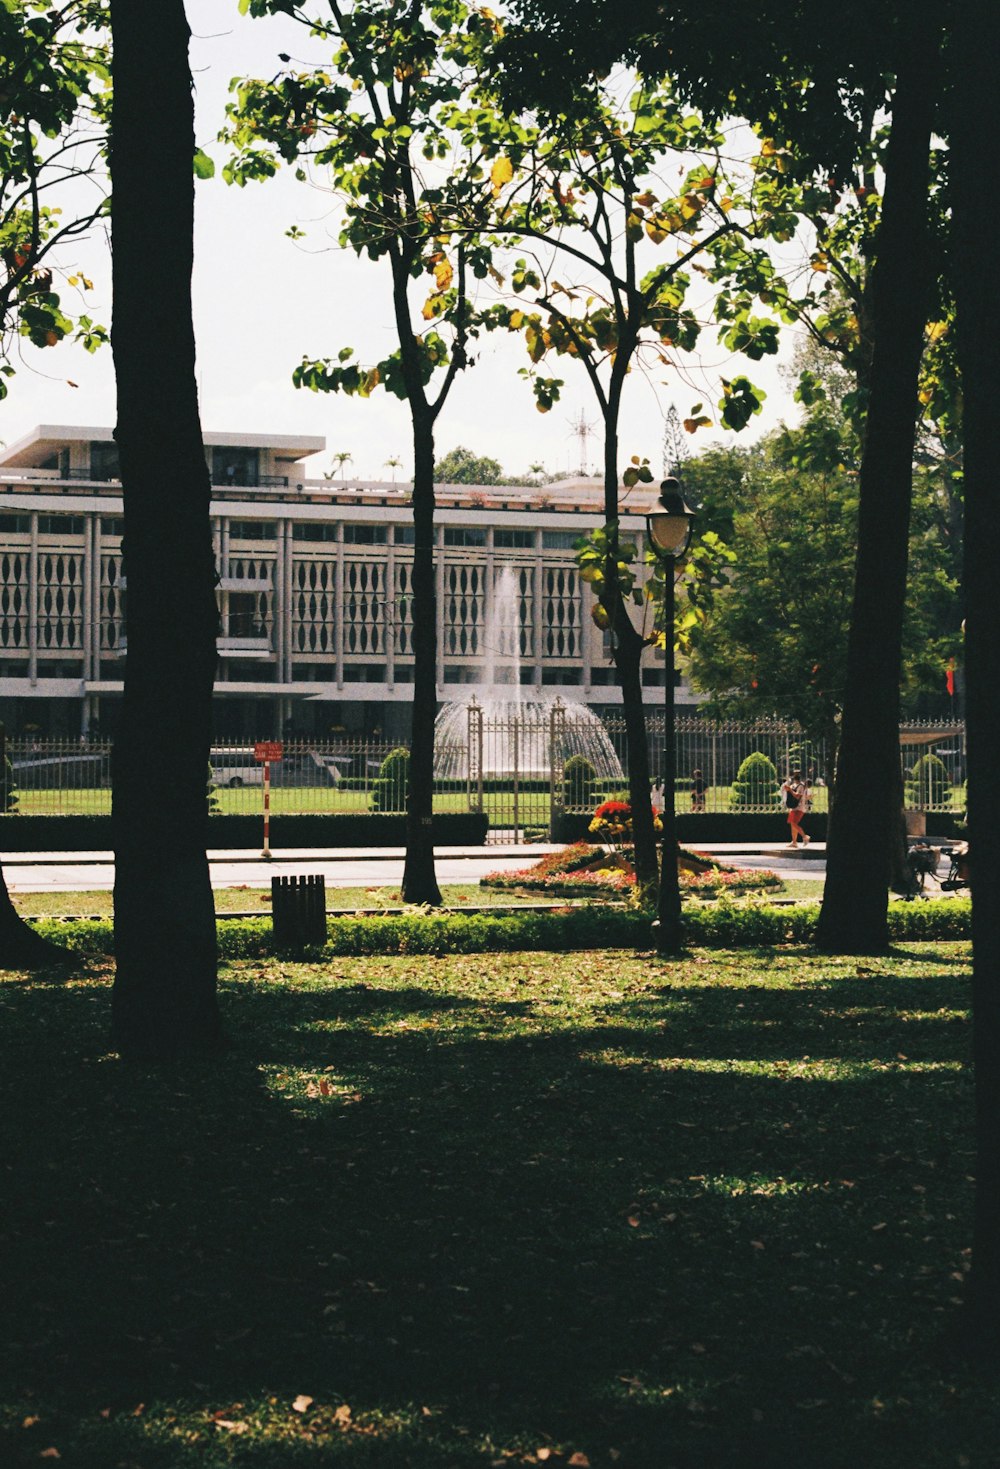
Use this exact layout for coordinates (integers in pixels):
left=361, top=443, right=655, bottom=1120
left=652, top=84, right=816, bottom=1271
left=0, top=1, right=802, bottom=481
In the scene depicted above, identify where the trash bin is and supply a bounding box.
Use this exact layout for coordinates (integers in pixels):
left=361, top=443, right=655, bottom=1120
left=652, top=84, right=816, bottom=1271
left=271, top=874, right=327, bottom=947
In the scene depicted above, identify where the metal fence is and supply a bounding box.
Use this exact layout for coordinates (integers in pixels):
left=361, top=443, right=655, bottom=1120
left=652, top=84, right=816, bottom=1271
left=1, top=716, right=967, bottom=841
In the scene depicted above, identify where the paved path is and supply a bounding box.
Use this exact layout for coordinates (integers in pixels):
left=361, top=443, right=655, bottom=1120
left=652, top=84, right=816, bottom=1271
left=1, top=841, right=833, bottom=895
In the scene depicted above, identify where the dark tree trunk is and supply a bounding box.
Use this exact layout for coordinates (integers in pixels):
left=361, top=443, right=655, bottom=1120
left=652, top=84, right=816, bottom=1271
left=401, top=409, right=442, bottom=905
left=603, top=385, right=657, bottom=889
left=109, top=0, right=221, bottom=1058
left=815, top=22, right=938, bottom=954
left=0, top=862, right=71, bottom=969
left=949, top=0, right=1000, bottom=1356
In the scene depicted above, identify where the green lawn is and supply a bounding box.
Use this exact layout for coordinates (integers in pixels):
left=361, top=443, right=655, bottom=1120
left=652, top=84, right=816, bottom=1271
left=1, top=942, right=994, bottom=1467
left=11, top=883, right=570, bottom=919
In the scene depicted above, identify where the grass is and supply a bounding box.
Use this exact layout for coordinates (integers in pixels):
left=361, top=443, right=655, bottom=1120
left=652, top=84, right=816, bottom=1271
left=1, top=941, right=996, bottom=1467
left=9, top=883, right=569, bottom=919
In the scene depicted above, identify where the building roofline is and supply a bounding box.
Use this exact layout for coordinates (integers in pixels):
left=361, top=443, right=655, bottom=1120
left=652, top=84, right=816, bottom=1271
left=0, top=424, right=326, bottom=468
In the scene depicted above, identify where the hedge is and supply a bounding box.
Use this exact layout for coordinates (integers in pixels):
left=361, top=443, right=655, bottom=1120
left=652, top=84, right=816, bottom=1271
left=30, top=896, right=972, bottom=960
left=552, top=810, right=964, bottom=843
left=0, top=810, right=490, bottom=852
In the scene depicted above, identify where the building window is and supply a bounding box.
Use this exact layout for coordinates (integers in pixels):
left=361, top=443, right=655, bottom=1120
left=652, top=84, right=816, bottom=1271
left=90, top=441, right=120, bottom=480
left=589, top=667, right=616, bottom=685
left=393, top=525, right=415, bottom=545
left=227, top=592, right=268, bottom=637
left=213, top=446, right=260, bottom=486
left=542, top=667, right=582, bottom=684
left=344, top=524, right=387, bottom=544
left=343, top=664, right=386, bottom=682
left=0, top=514, right=30, bottom=534
left=444, top=527, right=487, bottom=547
left=228, top=520, right=275, bottom=541
left=101, top=517, right=125, bottom=537
left=292, top=523, right=338, bottom=542
left=541, top=530, right=581, bottom=550
left=38, top=515, right=85, bottom=535
left=494, top=528, right=535, bottom=548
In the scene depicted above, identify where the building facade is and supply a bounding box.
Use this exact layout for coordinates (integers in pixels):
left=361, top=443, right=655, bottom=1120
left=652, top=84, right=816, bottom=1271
left=0, top=424, right=675, bottom=740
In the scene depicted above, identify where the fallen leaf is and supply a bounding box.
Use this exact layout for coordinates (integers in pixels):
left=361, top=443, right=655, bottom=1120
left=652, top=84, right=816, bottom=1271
left=22, top=1416, right=40, bottom=1429
left=39, top=1452, right=60, bottom=1461
left=291, top=1395, right=314, bottom=1414
left=332, top=1404, right=352, bottom=1427
left=568, top=1453, right=591, bottom=1467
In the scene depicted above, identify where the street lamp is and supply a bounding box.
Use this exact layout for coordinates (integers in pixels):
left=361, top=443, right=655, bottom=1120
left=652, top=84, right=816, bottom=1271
left=646, top=477, right=696, bottom=955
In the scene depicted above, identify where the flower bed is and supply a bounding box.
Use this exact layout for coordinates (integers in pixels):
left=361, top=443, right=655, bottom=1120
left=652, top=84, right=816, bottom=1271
left=481, top=841, right=784, bottom=899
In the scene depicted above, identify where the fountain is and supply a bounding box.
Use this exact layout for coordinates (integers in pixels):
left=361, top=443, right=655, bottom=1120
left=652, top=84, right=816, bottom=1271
left=433, top=566, right=623, bottom=783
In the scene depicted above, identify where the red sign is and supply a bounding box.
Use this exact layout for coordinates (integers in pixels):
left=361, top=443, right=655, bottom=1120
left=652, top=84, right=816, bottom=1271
left=254, top=741, right=284, bottom=763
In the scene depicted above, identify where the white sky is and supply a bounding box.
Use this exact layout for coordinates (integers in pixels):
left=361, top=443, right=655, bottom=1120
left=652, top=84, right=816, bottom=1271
left=0, top=0, right=802, bottom=481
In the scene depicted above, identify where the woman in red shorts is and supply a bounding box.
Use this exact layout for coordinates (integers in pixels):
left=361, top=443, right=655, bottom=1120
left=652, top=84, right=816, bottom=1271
left=780, top=769, right=811, bottom=847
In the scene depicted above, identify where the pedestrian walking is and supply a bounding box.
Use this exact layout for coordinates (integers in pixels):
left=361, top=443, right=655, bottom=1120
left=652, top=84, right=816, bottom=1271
left=780, top=768, right=811, bottom=848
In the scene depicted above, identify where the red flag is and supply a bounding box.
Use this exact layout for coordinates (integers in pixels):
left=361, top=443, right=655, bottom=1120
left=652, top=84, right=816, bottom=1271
left=946, top=659, right=956, bottom=697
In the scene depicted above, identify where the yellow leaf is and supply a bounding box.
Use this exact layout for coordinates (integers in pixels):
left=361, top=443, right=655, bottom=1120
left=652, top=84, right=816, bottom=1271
left=719, top=196, right=734, bottom=212
left=926, top=320, right=949, bottom=344
left=591, top=603, right=610, bottom=629
left=422, top=293, right=446, bottom=320
left=490, top=156, right=513, bottom=195
left=291, top=1395, right=314, bottom=1414
left=683, top=415, right=712, bottom=432
left=434, top=258, right=453, bottom=291
left=633, top=191, right=657, bottom=208
left=645, top=220, right=668, bottom=244
left=509, top=309, right=524, bottom=329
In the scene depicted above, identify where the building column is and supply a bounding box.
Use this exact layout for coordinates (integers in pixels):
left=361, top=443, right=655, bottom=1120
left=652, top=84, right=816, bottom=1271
left=28, top=511, right=38, bottom=685
left=335, top=526, right=344, bottom=690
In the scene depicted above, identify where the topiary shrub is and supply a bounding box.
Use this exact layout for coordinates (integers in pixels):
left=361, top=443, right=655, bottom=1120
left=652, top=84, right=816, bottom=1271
left=206, top=763, right=221, bottom=815
left=371, top=746, right=410, bottom=812
left=729, top=751, right=780, bottom=811
left=563, top=754, right=597, bottom=810
left=906, top=752, right=952, bottom=809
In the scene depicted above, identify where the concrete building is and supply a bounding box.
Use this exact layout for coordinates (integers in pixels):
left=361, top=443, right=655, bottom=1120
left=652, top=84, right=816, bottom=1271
left=0, top=424, right=671, bottom=739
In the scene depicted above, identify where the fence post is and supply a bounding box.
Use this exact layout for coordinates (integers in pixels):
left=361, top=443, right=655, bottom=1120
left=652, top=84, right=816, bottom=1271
left=548, top=697, right=566, bottom=841
left=467, top=697, right=483, bottom=813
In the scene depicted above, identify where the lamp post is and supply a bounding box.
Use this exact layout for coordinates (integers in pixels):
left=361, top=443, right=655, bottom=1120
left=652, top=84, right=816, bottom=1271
left=646, top=477, right=696, bottom=955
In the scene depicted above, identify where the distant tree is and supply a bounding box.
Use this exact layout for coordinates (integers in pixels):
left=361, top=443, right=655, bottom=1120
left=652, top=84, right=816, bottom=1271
left=324, top=450, right=352, bottom=480
left=384, top=455, right=403, bottom=483
left=225, top=0, right=513, bottom=906
left=435, top=445, right=505, bottom=485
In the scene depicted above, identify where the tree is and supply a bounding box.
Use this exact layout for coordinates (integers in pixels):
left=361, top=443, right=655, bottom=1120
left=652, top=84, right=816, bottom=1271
left=480, top=78, right=762, bottom=891
left=684, top=395, right=960, bottom=753
left=435, top=444, right=505, bottom=484
left=501, top=0, right=947, bottom=951
left=949, top=0, right=1000, bottom=1358
left=0, top=0, right=108, bottom=391
left=109, top=0, right=222, bottom=1057
left=325, top=450, right=352, bottom=479
left=0, top=0, right=109, bottom=970
left=225, top=0, right=511, bottom=905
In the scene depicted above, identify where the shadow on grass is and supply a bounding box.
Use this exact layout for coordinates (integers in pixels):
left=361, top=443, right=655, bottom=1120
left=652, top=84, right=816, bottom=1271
left=0, top=959, right=991, bottom=1469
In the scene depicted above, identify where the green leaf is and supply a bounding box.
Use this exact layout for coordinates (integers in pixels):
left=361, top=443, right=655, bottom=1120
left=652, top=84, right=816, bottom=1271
left=193, top=148, right=216, bottom=180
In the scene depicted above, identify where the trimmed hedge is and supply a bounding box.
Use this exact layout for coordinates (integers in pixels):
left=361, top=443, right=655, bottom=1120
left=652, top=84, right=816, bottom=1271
left=553, top=810, right=964, bottom=843
left=32, top=895, right=972, bottom=960
left=0, top=810, right=490, bottom=852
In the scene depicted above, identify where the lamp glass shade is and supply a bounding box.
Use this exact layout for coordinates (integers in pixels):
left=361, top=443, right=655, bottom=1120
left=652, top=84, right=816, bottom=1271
left=647, top=509, right=692, bottom=556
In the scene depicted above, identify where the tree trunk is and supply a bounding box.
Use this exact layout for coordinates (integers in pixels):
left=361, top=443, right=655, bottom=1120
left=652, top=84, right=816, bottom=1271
left=109, top=0, right=221, bottom=1058
left=814, top=22, right=937, bottom=954
left=948, top=0, right=1000, bottom=1356
left=401, top=409, right=442, bottom=905
left=0, top=862, right=71, bottom=969
left=602, top=386, right=657, bottom=888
